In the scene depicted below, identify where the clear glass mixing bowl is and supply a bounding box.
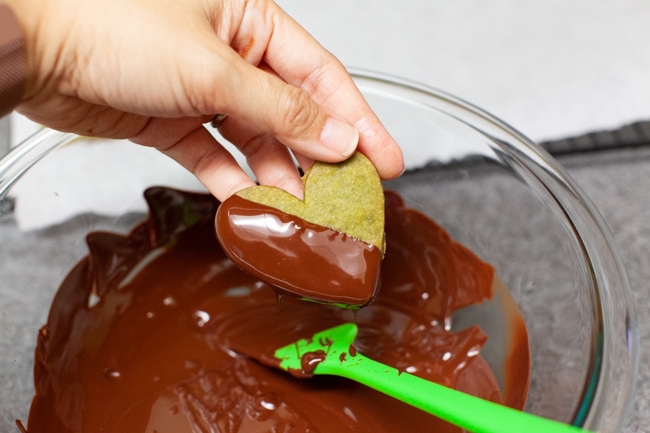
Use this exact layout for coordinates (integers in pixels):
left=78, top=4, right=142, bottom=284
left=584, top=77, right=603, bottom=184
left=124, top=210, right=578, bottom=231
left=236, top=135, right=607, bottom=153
left=0, top=70, right=637, bottom=432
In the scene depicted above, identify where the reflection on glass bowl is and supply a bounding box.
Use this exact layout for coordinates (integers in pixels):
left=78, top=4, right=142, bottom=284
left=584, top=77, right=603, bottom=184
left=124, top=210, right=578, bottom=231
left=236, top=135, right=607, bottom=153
left=0, top=70, right=637, bottom=432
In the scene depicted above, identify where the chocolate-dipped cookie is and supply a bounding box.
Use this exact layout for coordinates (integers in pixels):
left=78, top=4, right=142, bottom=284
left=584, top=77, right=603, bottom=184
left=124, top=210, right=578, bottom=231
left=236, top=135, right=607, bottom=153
left=216, top=152, right=384, bottom=307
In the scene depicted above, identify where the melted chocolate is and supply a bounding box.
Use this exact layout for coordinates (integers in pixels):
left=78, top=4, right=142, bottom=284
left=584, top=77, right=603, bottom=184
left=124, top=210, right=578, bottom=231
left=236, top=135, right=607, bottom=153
left=300, top=351, right=328, bottom=376
left=24, top=187, right=529, bottom=433
left=216, top=195, right=381, bottom=306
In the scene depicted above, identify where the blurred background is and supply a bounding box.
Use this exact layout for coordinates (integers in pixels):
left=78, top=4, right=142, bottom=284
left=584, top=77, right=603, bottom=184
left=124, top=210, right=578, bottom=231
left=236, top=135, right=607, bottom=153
left=277, top=0, right=650, bottom=143
left=5, top=1, right=650, bottom=147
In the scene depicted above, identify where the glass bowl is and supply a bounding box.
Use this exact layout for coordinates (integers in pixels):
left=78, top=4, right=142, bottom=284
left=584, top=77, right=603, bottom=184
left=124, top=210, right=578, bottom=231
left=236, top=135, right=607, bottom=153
left=0, top=70, right=637, bottom=432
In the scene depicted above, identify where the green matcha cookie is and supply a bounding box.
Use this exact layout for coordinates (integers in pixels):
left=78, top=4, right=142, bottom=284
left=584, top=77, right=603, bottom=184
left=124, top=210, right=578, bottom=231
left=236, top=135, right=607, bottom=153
left=236, top=152, right=385, bottom=252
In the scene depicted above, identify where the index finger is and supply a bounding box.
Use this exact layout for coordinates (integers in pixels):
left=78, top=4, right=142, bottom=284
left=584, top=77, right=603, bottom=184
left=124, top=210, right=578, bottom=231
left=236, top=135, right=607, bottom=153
left=234, top=4, right=404, bottom=179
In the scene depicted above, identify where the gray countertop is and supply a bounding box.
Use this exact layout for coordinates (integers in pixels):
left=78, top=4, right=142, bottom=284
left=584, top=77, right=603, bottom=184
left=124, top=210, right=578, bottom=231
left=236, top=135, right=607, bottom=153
left=553, top=147, right=650, bottom=433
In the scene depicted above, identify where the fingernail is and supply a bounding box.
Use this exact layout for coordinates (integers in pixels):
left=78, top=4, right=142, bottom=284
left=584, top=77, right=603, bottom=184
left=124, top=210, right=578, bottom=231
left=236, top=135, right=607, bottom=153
left=320, top=117, right=359, bottom=157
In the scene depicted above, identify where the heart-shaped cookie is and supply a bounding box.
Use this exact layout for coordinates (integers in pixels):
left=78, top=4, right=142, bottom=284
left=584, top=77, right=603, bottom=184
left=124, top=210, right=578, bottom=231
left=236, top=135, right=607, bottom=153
left=216, top=152, right=385, bottom=307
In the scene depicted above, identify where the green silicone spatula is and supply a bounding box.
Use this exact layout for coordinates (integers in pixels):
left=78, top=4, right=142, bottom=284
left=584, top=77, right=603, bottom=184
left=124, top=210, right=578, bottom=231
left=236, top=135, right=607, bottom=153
left=272, top=323, right=595, bottom=433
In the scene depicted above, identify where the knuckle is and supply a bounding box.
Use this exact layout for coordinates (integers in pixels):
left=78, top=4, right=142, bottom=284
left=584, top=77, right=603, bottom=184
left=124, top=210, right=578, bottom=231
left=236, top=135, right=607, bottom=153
left=276, top=86, right=320, bottom=136
left=238, top=133, right=273, bottom=158
left=189, top=149, right=219, bottom=179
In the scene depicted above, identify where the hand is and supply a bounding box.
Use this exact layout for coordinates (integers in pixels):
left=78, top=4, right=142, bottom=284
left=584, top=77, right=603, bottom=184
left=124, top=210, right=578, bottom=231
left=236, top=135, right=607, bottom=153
left=6, top=0, right=404, bottom=200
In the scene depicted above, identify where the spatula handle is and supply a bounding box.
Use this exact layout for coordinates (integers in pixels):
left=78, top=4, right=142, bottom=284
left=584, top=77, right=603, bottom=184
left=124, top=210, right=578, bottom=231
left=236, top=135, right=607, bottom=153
left=317, top=352, right=595, bottom=433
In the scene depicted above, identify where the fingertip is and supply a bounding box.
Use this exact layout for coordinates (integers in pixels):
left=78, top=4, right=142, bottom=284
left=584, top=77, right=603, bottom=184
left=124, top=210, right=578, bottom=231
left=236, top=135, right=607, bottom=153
left=276, top=176, right=305, bottom=200
left=355, top=118, right=405, bottom=180
left=378, top=147, right=406, bottom=180
left=358, top=140, right=405, bottom=180
left=211, top=177, right=257, bottom=203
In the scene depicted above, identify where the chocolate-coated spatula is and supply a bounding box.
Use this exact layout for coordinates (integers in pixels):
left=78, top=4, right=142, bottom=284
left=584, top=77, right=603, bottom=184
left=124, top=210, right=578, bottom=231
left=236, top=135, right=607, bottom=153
left=272, top=323, right=594, bottom=433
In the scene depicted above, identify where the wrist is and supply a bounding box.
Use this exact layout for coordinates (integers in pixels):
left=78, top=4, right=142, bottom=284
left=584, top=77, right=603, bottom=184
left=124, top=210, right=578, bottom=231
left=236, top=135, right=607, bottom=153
left=0, top=2, right=27, bottom=115
left=3, top=0, right=48, bottom=101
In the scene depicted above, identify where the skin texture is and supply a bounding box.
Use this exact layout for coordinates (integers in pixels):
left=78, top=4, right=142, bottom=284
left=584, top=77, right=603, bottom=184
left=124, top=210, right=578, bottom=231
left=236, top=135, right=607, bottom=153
left=4, top=0, right=404, bottom=200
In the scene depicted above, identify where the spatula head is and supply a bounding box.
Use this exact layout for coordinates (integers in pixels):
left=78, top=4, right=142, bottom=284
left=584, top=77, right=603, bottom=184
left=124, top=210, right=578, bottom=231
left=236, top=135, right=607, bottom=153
left=274, top=323, right=359, bottom=377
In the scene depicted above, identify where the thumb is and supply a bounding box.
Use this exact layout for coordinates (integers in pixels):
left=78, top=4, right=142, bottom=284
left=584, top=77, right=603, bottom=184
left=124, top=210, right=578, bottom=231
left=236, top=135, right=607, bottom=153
left=217, top=60, right=359, bottom=163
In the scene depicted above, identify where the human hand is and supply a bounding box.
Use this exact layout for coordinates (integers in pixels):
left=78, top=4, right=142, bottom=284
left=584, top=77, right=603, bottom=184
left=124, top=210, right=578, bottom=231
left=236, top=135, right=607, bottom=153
left=5, top=0, right=404, bottom=200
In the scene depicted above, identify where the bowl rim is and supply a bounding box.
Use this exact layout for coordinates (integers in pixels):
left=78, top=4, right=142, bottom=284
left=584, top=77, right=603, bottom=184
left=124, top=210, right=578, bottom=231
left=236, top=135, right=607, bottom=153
left=347, top=68, right=638, bottom=430
left=0, top=69, right=639, bottom=432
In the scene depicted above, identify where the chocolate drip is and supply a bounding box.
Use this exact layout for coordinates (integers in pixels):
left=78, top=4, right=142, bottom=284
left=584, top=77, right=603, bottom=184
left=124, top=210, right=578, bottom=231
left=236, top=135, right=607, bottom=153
left=216, top=195, right=381, bottom=306
left=25, top=187, right=529, bottom=433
